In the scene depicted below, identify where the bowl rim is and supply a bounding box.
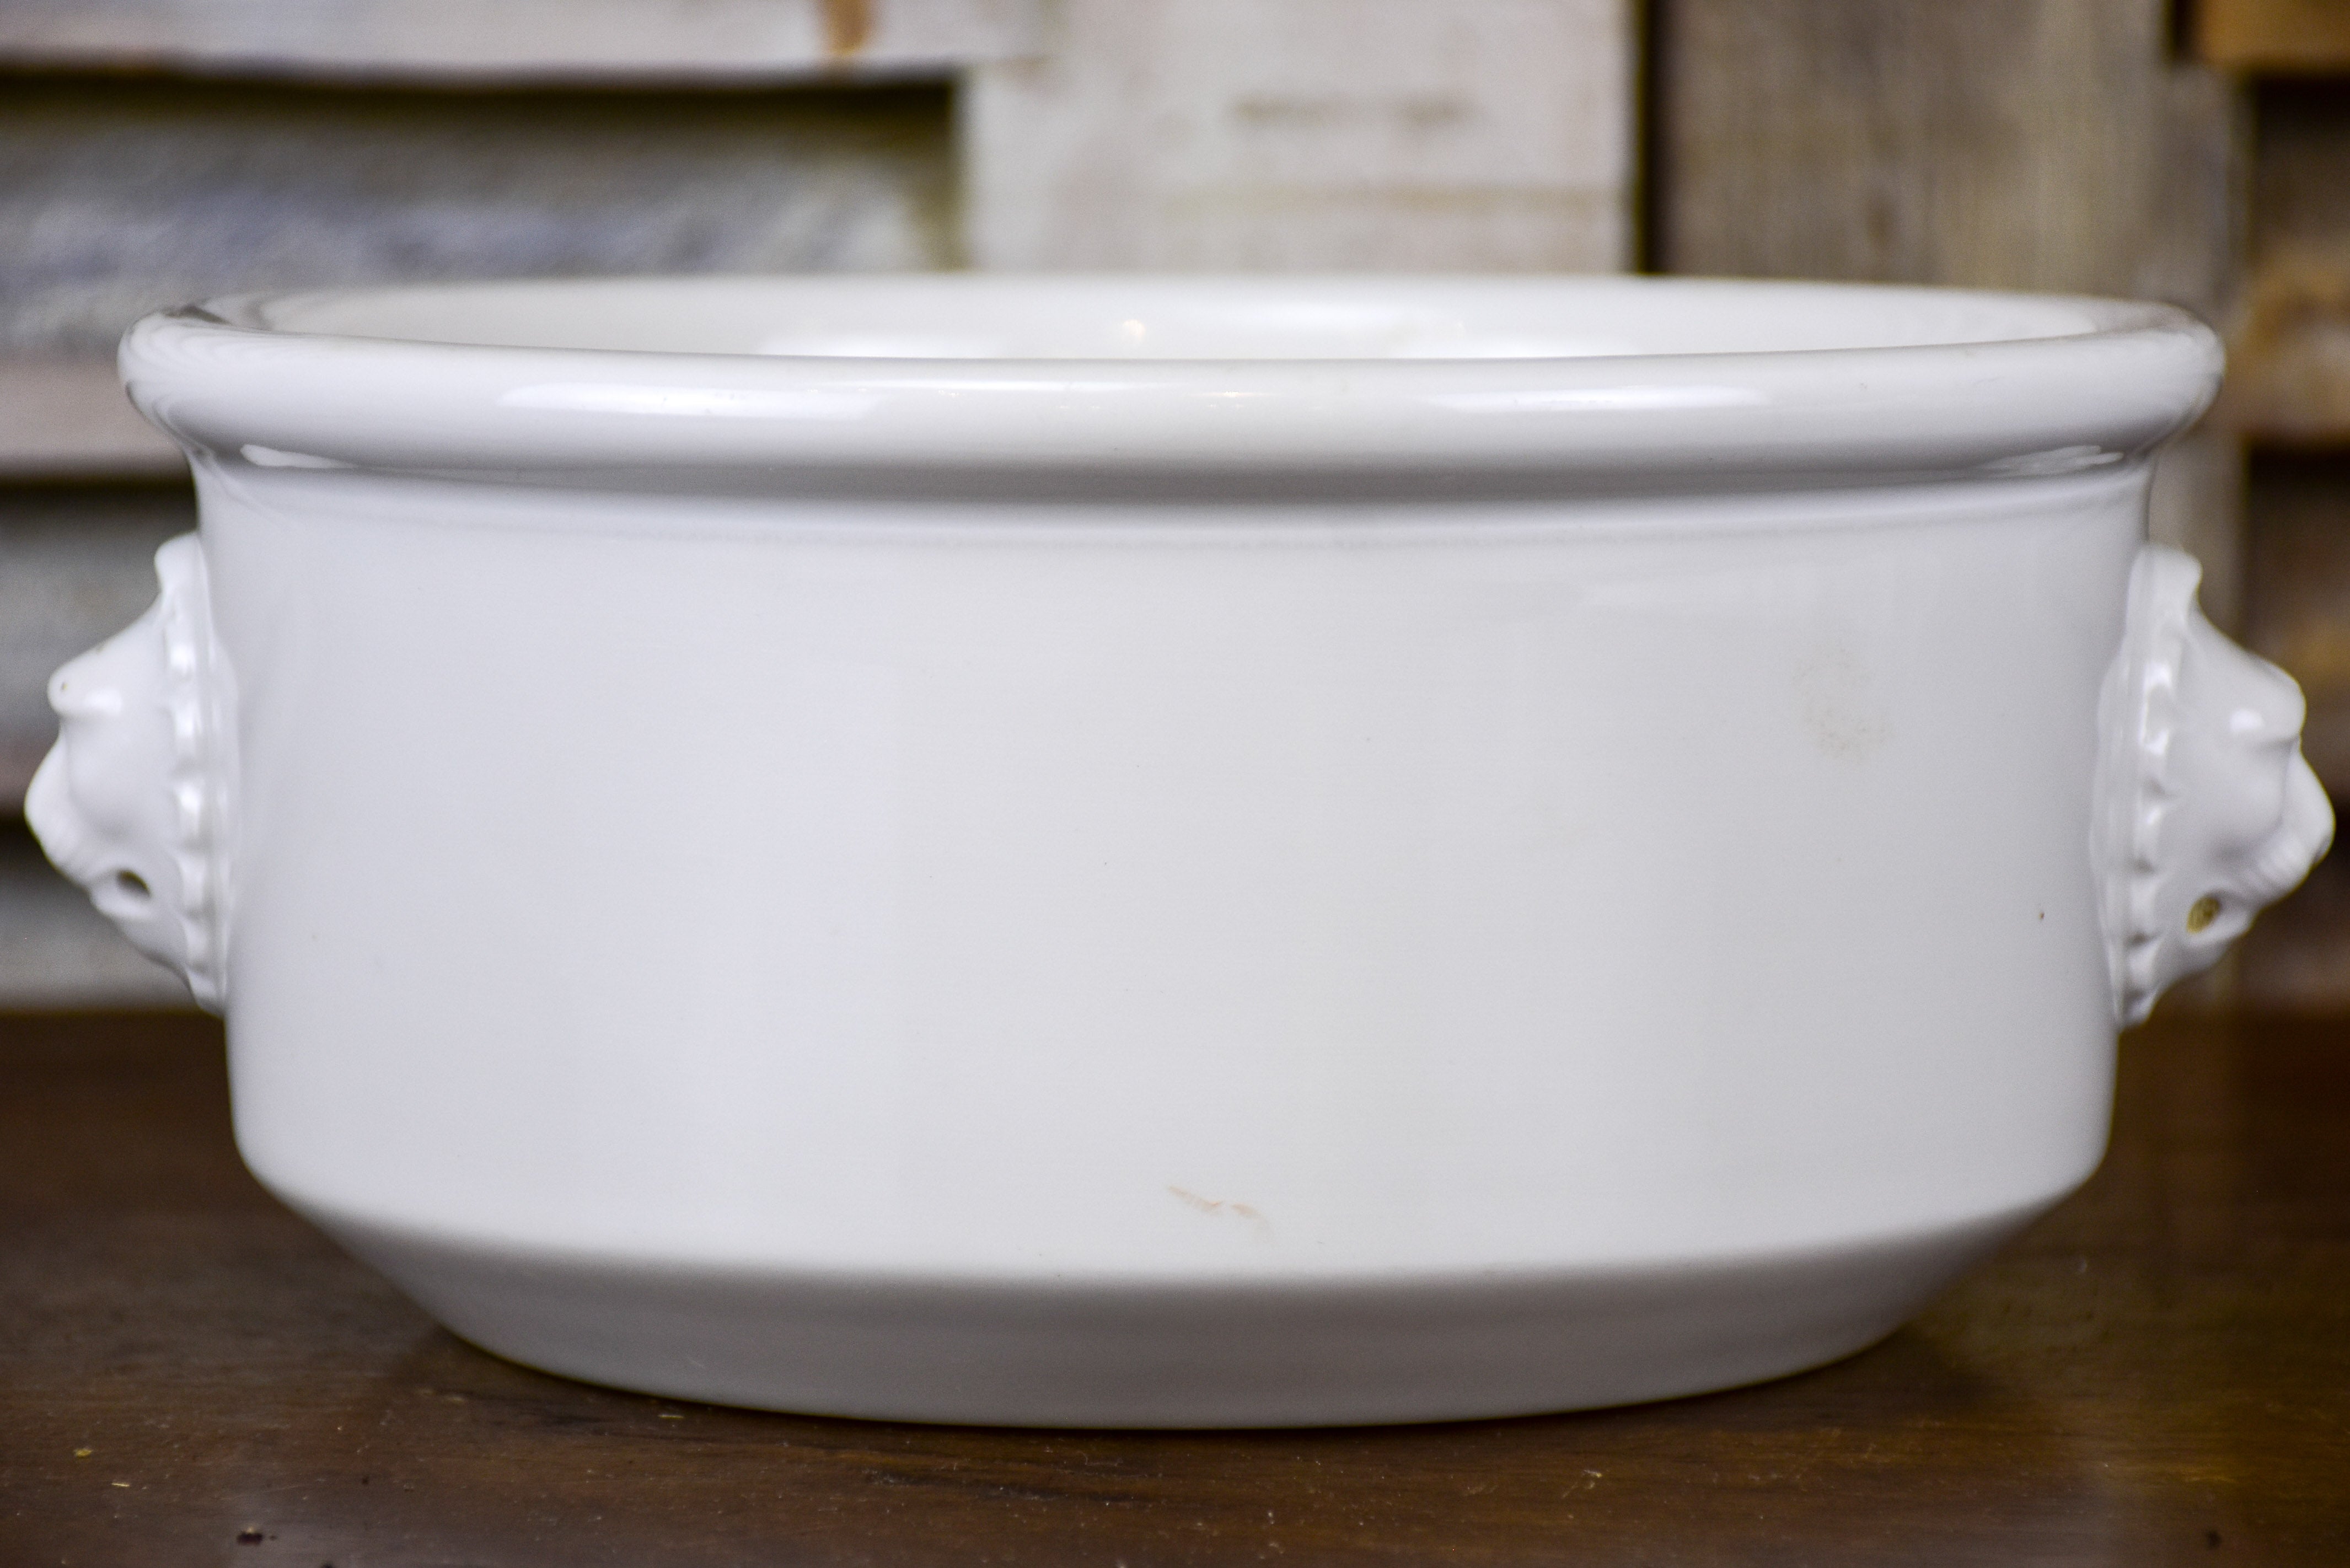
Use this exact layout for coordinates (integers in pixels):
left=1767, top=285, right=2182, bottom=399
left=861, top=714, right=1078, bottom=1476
left=121, top=273, right=2223, bottom=500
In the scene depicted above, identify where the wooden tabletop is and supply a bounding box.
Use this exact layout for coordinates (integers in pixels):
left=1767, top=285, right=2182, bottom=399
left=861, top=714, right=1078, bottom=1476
left=3, top=1011, right=2346, bottom=1566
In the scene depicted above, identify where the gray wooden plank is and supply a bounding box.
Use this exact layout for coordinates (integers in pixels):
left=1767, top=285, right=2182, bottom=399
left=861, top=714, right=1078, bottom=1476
left=0, top=76, right=954, bottom=362
left=1654, top=0, right=2234, bottom=310
left=964, top=0, right=1632, bottom=271
left=0, top=0, right=1043, bottom=84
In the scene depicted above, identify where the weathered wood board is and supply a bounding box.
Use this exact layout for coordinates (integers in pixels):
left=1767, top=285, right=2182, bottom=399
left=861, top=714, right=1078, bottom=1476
left=2226, top=83, right=2350, bottom=446
left=964, top=0, right=1633, bottom=271
left=2200, top=0, right=2350, bottom=74
left=1654, top=0, right=2246, bottom=627
left=0, top=0, right=1043, bottom=84
left=0, top=77, right=954, bottom=361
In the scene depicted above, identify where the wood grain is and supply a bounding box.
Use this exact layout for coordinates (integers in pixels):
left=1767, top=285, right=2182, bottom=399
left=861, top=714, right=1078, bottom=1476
left=0, top=76, right=955, bottom=364
left=3, top=1010, right=2346, bottom=1565
left=963, top=0, right=1631, bottom=271
left=1652, top=0, right=2234, bottom=308
left=2228, top=263, right=2350, bottom=446
left=1651, top=0, right=2250, bottom=627
left=2228, top=83, right=2350, bottom=448
left=0, top=0, right=1042, bottom=84
left=2201, top=0, right=2350, bottom=74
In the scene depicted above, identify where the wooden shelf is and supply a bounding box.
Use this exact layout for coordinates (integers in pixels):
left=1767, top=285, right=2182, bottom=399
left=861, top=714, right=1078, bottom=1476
left=7, top=1009, right=2348, bottom=1560
left=0, top=0, right=1043, bottom=85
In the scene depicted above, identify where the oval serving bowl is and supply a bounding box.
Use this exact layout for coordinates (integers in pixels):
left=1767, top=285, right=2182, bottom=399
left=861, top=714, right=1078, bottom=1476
left=32, top=275, right=2331, bottom=1426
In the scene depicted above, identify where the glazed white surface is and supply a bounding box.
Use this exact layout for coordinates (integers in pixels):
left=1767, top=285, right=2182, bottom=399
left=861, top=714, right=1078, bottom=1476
left=30, top=275, right=2326, bottom=1423
left=204, top=469, right=2134, bottom=1278
left=243, top=272, right=2123, bottom=355
left=127, top=276, right=2218, bottom=493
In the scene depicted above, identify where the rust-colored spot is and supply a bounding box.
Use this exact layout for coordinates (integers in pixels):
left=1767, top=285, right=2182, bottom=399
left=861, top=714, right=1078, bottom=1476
left=2187, top=894, right=2223, bottom=933
left=822, top=0, right=872, bottom=58
left=1169, top=1185, right=1226, bottom=1215
left=1168, top=1186, right=1272, bottom=1238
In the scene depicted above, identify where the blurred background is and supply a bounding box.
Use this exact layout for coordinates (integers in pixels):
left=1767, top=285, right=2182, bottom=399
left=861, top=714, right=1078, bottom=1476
left=0, top=0, right=2343, bottom=1011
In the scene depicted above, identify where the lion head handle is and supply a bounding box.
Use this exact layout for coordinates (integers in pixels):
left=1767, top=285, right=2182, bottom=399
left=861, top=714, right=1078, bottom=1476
left=25, top=533, right=235, bottom=1011
left=2096, top=545, right=2333, bottom=1024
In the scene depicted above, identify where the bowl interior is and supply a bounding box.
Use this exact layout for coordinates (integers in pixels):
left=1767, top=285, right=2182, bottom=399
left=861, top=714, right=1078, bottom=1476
left=240, top=275, right=2124, bottom=363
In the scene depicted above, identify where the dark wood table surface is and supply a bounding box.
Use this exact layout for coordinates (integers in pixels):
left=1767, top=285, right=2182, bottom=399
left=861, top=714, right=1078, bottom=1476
left=3, top=1011, right=2346, bottom=1567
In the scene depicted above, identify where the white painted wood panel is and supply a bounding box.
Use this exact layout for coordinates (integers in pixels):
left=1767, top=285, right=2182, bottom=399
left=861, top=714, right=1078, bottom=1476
left=964, top=0, right=1633, bottom=271
left=0, top=0, right=1044, bottom=83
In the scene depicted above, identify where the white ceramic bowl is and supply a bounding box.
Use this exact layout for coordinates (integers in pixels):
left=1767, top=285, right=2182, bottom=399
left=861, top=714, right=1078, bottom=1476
left=33, top=276, right=2331, bottom=1426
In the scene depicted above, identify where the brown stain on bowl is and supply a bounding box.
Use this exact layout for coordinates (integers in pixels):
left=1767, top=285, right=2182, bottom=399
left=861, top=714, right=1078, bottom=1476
left=1169, top=1185, right=1272, bottom=1239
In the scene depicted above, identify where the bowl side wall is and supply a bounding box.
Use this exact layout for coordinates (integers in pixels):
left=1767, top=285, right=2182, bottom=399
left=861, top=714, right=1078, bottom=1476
left=207, top=464, right=2137, bottom=1282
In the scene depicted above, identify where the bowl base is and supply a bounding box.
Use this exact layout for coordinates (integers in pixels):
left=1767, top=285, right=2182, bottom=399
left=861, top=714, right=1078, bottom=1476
left=315, top=1207, right=2041, bottom=1428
